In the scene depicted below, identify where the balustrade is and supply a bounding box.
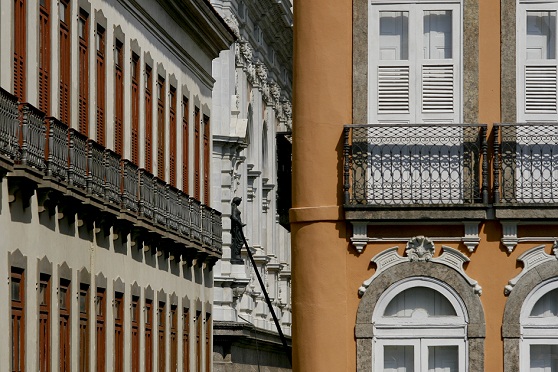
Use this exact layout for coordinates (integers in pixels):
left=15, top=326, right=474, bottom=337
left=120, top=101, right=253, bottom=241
left=88, top=140, right=105, bottom=198
left=0, top=88, right=19, bottom=160
left=122, top=160, right=139, bottom=213
left=190, top=199, right=202, bottom=243
left=153, top=177, right=168, bottom=226
left=68, top=129, right=88, bottom=189
left=45, top=118, right=68, bottom=182
left=20, top=103, right=45, bottom=170
left=104, top=149, right=122, bottom=206
left=202, top=204, right=212, bottom=247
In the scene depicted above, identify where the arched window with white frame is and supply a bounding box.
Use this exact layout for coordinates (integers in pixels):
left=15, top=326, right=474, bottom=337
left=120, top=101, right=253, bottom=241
left=373, top=278, right=468, bottom=372
left=520, top=278, right=558, bottom=372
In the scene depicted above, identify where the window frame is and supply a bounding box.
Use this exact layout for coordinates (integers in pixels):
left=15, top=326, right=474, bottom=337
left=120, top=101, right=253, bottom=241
left=39, top=274, right=51, bottom=372
left=78, top=9, right=89, bottom=135
left=114, top=291, right=124, bottom=372
left=96, top=287, right=106, bottom=372
left=11, top=268, right=25, bottom=372
left=59, top=279, right=71, bottom=372
left=79, top=284, right=90, bottom=372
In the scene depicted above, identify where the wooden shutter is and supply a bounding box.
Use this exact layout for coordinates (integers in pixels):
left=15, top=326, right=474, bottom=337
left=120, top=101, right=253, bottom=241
left=421, top=65, right=454, bottom=112
left=205, top=313, right=212, bottom=372
left=131, top=54, right=140, bottom=165
left=158, top=302, right=166, bottom=372
left=11, top=268, right=25, bottom=372
left=114, top=292, right=124, bottom=372
left=114, top=40, right=124, bottom=156
left=131, top=297, right=140, bottom=372
left=194, top=107, right=200, bottom=200
left=203, top=115, right=210, bottom=204
left=59, top=279, right=71, bottom=372
left=157, top=76, right=166, bottom=180
left=170, top=306, right=178, bottom=371
left=169, top=87, right=177, bottom=187
left=96, top=288, right=106, bottom=372
left=525, top=65, right=558, bottom=113
left=195, top=311, right=202, bottom=372
left=59, top=0, right=71, bottom=125
left=96, top=25, right=106, bottom=146
left=79, top=285, right=90, bottom=372
left=78, top=10, right=89, bottom=135
left=39, top=275, right=51, bottom=372
left=39, top=0, right=51, bottom=114
left=13, top=0, right=26, bottom=102
left=183, top=308, right=190, bottom=371
left=378, top=66, right=410, bottom=113
left=182, top=97, right=189, bottom=193
left=145, top=66, right=153, bottom=173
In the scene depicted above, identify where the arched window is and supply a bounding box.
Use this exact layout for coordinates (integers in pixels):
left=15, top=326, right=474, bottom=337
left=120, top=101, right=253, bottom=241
left=520, top=279, right=558, bottom=371
left=373, top=278, right=468, bottom=372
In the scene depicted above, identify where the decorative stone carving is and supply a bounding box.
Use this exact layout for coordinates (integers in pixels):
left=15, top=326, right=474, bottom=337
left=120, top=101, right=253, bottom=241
left=240, top=41, right=252, bottom=63
left=501, top=221, right=519, bottom=253
left=224, top=15, right=240, bottom=39
left=462, top=221, right=481, bottom=252
left=350, top=222, right=368, bottom=253
left=504, top=244, right=558, bottom=295
left=358, top=242, right=482, bottom=296
left=405, top=236, right=435, bottom=262
left=270, top=82, right=281, bottom=103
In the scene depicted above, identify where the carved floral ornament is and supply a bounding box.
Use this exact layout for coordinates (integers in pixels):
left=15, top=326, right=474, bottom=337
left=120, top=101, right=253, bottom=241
left=358, top=236, right=482, bottom=296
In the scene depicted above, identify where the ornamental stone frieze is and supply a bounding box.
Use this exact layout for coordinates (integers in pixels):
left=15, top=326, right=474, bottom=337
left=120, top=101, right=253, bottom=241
left=358, top=237, right=482, bottom=296
left=504, top=243, right=558, bottom=295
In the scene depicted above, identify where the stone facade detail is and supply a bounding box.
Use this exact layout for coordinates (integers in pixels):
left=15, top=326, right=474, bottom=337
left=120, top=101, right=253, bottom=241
left=504, top=244, right=558, bottom=295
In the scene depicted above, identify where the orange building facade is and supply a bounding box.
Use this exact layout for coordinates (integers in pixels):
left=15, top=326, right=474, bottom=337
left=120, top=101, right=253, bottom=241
left=291, top=0, right=558, bottom=371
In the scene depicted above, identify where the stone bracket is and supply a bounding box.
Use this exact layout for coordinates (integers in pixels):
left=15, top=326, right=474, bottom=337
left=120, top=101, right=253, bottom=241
left=462, top=221, right=481, bottom=252
left=350, top=221, right=368, bottom=253
left=501, top=221, right=519, bottom=253
left=504, top=244, right=558, bottom=295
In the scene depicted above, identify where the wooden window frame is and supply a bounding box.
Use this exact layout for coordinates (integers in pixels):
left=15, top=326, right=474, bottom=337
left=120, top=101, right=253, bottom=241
left=169, top=86, right=177, bottom=187
left=114, top=39, right=124, bottom=156
left=157, top=76, right=166, bottom=180
left=39, top=0, right=51, bottom=114
left=203, top=115, right=210, bottom=204
left=114, top=292, right=124, bottom=372
left=131, top=53, right=140, bottom=165
left=158, top=301, right=166, bottom=372
left=205, top=313, right=211, bottom=372
left=59, top=0, right=71, bottom=125
left=145, top=299, right=153, bottom=372
left=39, top=274, right=51, bottom=372
left=145, top=65, right=153, bottom=173
left=96, top=288, right=106, bottom=372
left=78, top=9, right=89, bottom=135
left=96, top=24, right=106, bottom=146
left=196, top=311, right=202, bottom=372
left=182, top=97, right=189, bottom=193
left=79, top=284, right=90, bottom=372
left=131, top=296, right=140, bottom=372
left=14, top=0, right=27, bottom=102
left=183, top=308, right=190, bottom=372
left=59, top=279, right=71, bottom=372
left=170, top=305, right=178, bottom=371
left=194, top=108, right=201, bottom=200
left=11, top=268, right=25, bottom=372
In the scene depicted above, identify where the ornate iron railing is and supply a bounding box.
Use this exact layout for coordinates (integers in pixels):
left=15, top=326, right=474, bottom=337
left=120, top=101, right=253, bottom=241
left=0, top=88, right=19, bottom=160
left=343, top=123, right=488, bottom=206
left=45, top=118, right=68, bottom=182
left=122, top=160, right=139, bottom=213
left=212, top=209, right=223, bottom=253
left=0, top=100, right=221, bottom=254
left=494, top=123, right=558, bottom=204
left=104, top=149, right=122, bottom=206
left=88, top=140, right=105, bottom=198
left=19, top=103, right=45, bottom=170
left=68, top=129, right=88, bottom=189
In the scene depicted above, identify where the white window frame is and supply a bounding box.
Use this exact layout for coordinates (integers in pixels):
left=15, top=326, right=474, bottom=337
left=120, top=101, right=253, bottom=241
left=520, top=278, right=558, bottom=371
left=372, top=278, right=469, bottom=371
left=517, top=0, right=558, bottom=122
left=368, top=0, right=464, bottom=124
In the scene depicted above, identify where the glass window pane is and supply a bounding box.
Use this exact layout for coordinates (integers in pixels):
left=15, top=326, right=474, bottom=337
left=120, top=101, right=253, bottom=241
left=530, top=344, right=558, bottom=371
left=384, top=345, right=414, bottom=372
left=384, top=287, right=457, bottom=317
left=428, top=346, right=458, bottom=372
left=11, top=279, right=20, bottom=301
left=380, top=11, right=409, bottom=60
left=531, top=288, right=558, bottom=317
left=79, top=290, right=87, bottom=313
left=60, top=287, right=67, bottom=309
left=527, top=11, right=556, bottom=60
left=424, top=11, right=453, bottom=59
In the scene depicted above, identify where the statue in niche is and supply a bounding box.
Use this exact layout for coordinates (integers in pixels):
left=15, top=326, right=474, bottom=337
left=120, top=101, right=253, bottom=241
left=230, top=197, right=246, bottom=264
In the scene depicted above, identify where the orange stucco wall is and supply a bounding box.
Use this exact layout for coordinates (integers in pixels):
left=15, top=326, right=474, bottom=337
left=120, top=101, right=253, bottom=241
left=291, top=0, right=556, bottom=371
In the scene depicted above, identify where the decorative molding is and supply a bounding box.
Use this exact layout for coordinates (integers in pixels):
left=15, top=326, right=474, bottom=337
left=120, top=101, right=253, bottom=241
left=504, top=244, right=558, bottom=295
left=358, top=239, right=482, bottom=296
left=463, top=221, right=481, bottom=252
left=350, top=222, right=368, bottom=253
left=501, top=221, right=519, bottom=253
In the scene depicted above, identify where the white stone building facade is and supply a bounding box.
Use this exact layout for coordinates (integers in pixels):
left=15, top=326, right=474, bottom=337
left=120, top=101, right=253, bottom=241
left=210, top=0, right=293, bottom=370
left=1, top=0, right=233, bottom=371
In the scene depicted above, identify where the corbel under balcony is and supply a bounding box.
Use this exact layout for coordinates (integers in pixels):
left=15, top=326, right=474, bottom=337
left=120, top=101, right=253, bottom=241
left=349, top=221, right=481, bottom=254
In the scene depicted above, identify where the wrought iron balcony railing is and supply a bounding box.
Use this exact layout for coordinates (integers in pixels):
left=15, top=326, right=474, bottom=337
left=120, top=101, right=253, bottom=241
left=0, top=98, right=222, bottom=256
left=343, top=123, right=488, bottom=206
left=494, top=123, right=558, bottom=205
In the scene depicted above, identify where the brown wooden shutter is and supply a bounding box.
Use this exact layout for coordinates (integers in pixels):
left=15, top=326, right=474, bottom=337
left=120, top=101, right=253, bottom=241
left=114, top=39, right=124, bottom=156
left=78, top=10, right=89, bottom=135
left=183, top=308, right=190, bottom=371
left=169, top=86, right=177, bottom=187
left=157, top=76, right=165, bottom=180
left=39, top=275, right=51, bottom=372
left=194, top=107, right=200, bottom=200
left=158, top=302, right=166, bottom=372
left=182, top=97, right=189, bottom=193
left=96, top=288, right=106, bottom=372
left=205, top=313, right=212, bottom=372
left=196, top=311, right=202, bottom=372
left=203, top=115, right=210, bottom=204
left=131, top=296, right=140, bottom=372
left=96, top=25, right=106, bottom=146
left=170, top=306, right=178, bottom=371
left=11, top=268, right=25, bottom=372
left=79, top=285, right=90, bottom=372
left=39, top=0, right=51, bottom=114
left=59, top=279, right=71, bottom=372
left=13, top=0, right=26, bottom=102
left=59, top=0, right=71, bottom=125
left=114, top=292, right=124, bottom=372
left=145, top=66, right=153, bottom=173
left=131, top=54, right=140, bottom=165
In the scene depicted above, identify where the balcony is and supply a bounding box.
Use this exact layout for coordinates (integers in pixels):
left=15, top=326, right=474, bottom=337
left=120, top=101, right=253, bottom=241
left=493, top=123, right=558, bottom=219
left=343, top=123, right=488, bottom=221
left=0, top=87, right=221, bottom=263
